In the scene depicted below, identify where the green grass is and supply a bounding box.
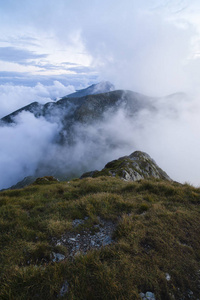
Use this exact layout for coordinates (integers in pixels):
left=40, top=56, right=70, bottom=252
left=0, top=176, right=200, bottom=299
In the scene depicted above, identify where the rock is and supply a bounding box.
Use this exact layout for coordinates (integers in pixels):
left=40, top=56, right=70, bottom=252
left=81, top=151, right=171, bottom=182
left=72, top=219, right=85, bottom=227
left=187, top=289, right=193, bottom=298
left=91, top=240, right=96, bottom=246
left=68, top=238, right=76, bottom=242
left=33, top=176, right=59, bottom=185
left=52, top=217, right=115, bottom=258
left=140, top=291, right=156, bottom=300
left=102, top=236, right=112, bottom=246
left=146, top=291, right=156, bottom=300
left=58, top=280, right=69, bottom=298
left=52, top=252, right=65, bottom=262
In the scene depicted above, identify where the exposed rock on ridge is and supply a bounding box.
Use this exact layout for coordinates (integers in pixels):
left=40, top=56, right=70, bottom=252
left=81, top=151, right=171, bottom=181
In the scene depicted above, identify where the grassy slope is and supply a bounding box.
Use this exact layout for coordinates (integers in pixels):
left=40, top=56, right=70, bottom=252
left=0, top=176, right=200, bottom=299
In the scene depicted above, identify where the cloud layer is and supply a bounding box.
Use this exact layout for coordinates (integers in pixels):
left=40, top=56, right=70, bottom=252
left=0, top=111, right=58, bottom=189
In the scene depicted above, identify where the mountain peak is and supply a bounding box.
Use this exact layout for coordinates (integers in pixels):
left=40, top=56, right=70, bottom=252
left=65, top=81, right=115, bottom=98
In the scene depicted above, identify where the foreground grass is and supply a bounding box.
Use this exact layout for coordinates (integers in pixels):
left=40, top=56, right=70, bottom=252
left=0, top=176, right=200, bottom=299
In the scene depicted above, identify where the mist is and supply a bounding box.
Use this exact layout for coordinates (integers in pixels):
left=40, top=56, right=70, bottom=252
left=0, top=111, right=59, bottom=189
left=0, top=81, right=75, bottom=118
left=1, top=88, right=200, bottom=190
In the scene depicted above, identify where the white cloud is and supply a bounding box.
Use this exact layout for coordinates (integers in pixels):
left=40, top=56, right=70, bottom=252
left=0, top=81, right=75, bottom=118
left=76, top=2, right=196, bottom=96
left=0, top=111, right=58, bottom=189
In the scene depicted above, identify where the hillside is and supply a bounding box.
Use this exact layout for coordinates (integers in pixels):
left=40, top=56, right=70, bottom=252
left=0, top=174, right=200, bottom=299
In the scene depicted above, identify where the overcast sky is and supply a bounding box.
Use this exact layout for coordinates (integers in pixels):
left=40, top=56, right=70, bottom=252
left=1, top=0, right=200, bottom=187
left=1, top=0, right=200, bottom=95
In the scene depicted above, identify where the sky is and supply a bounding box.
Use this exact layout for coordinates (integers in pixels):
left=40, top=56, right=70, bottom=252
left=1, top=0, right=200, bottom=188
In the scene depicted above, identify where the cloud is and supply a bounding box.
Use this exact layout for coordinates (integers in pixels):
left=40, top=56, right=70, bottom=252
left=66, top=66, right=95, bottom=74
left=73, top=2, right=195, bottom=96
left=70, top=93, right=200, bottom=186
left=0, top=46, right=47, bottom=63
left=62, top=62, right=79, bottom=66
left=0, top=35, right=39, bottom=47
left=0, top=81, right=75, bottom=118
left=0, top=71, right=98, bottom=88
left=120, top=93, right=200, bottom=185
left=0, top=111, right=59, bottom=189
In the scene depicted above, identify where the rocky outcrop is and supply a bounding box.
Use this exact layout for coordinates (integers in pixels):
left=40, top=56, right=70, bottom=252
left=81, top=151, right=171, bottom=181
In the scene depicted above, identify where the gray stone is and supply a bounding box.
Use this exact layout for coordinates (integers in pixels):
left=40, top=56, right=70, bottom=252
left=91, top=240, right=96, bottom=246
left=146, top=291, right=156, bottom=300
left=58, top=280, right=69, bottom=298
left=102, top=236, right=112, bottom=246
left=81, top=151, right=171, bottom=182
left=72, top=219, right=85, bottom=227
left=52, top=217, right=115, bottom=258
left=69, top=238, right=76, bottom=242
left=52, top=252, right=65, bottom=262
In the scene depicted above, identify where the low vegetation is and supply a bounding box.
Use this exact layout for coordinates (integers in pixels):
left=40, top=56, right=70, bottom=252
left=0, top=176, right=200, bottom=299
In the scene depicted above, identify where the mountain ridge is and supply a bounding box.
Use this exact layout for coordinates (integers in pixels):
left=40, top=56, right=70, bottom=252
left=1, top=89, right=155, bottom=124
